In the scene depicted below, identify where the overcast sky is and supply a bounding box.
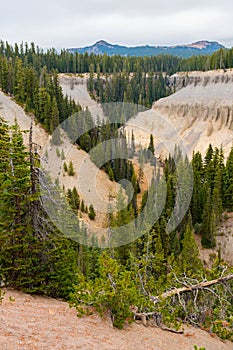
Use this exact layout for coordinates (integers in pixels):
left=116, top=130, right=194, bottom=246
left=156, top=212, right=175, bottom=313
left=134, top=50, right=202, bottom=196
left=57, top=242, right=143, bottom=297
left=1, top=0, right=233, bottom=49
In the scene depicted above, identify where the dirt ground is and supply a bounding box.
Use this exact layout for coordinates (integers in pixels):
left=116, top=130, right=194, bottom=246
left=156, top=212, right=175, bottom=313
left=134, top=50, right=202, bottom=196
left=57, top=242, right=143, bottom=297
left=0, top=289, right=232, bottom=350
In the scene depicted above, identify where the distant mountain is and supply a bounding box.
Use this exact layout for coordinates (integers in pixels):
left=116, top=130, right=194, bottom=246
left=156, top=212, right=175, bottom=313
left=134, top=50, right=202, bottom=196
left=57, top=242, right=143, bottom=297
left=68, top=40, right=224, bottom=58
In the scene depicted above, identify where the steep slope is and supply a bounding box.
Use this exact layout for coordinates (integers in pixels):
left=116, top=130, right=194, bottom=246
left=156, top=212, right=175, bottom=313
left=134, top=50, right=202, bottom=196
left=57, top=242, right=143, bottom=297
left=0, top=90, right=119, bottom=232
left=1, top=289, right=232, bottom=350
left=68, top=40, right=224, bottom=57
left=123, top=69, right=233, bottom=265
left=125, top=69, right=233, bottom=158
left=58, top=74, right=104, bottom=121
left=0, top=91, right=48, bottom=149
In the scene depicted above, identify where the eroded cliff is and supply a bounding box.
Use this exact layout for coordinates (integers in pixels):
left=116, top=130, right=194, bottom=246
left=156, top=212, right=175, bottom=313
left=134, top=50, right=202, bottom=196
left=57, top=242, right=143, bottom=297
left=125, top=69, right=233, bottom=157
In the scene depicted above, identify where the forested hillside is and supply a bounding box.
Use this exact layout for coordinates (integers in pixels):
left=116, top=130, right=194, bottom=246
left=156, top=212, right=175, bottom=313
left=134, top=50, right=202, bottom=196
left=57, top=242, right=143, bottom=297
left=0, top=40, right=233, bottom=340
left=1, top=40, right=233, bottom=110
left=68, top=39, right=224, bottom=57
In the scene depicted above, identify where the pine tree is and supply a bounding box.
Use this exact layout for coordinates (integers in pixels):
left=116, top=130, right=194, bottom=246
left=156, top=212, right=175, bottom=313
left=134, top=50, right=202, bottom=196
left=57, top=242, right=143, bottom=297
left=160, top=216, right=170, bottom=259
left=212, top=165, right=223, bottom=226
left=81, top=200, right=85, bottom=213
left=129, top=131, right=136, bottom=159
left=0, top=57, right=9, bottom=92
left=88, top=63, right=94, bottom=92
left=0, top=120, right=33, bottom=286
left=61, top=149, right=65, bottom=160
left=224, top=146, right=233, bottom=211
left=88, top=204, right=96, bottom=220
left=201, top=187, right=216, bottom=248
left=180, top=223, right=203, bottom=277
left=51, top=97, right=61, bottom=145
left=67, top=187, right=80, bottom=210
left=191, top=152, right=204, bottom=224
left=63, top=162, right=68, bottom=172
left=72, top=187, right=80, bottom=210
left=13, top=58, right=25, bottom=102
left=68, top=160, right=75, bottom=176
left=147, top=134, right=155, bottom=163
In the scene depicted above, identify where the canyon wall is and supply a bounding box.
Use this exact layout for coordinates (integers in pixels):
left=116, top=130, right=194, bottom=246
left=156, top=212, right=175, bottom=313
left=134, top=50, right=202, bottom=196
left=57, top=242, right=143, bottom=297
left=126, top=69, right=233, bottom=157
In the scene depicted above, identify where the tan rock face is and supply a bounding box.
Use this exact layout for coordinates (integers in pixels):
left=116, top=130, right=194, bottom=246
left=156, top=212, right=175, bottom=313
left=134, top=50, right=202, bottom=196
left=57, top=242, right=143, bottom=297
left=168, top=69, right=233, bottom=92
left=125, top=69, right=233, bottom=158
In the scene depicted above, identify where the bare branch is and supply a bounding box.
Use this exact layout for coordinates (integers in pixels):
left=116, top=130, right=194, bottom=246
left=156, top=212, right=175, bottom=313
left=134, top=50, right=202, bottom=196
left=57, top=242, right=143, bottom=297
left=159, top=274, right=233, bottom=299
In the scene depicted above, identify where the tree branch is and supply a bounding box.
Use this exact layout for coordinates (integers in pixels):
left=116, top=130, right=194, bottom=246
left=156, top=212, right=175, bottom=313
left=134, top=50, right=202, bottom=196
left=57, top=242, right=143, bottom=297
left=159, top=274, right=233, bottom=299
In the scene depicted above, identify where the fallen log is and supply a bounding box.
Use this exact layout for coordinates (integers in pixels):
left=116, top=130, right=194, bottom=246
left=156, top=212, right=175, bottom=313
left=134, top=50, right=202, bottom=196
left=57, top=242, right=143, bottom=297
left=160, top=274, right=233, bottom=299
left=130, top=273, right=233, bottom=332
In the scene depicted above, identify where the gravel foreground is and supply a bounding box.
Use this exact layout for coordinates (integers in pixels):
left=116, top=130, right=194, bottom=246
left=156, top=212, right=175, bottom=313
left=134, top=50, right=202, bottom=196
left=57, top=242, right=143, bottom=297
left=0, top=289, right=232, bottom=350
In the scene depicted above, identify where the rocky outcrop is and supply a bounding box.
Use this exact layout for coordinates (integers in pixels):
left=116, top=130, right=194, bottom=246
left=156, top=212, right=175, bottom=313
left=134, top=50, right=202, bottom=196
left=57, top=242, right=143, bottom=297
left=168, top=69, right=233, bottom=92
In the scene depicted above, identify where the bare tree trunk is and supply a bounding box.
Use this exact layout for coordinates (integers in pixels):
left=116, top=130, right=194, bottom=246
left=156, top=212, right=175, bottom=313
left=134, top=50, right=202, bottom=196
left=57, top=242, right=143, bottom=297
left=160, top=274, right=233, bottom=299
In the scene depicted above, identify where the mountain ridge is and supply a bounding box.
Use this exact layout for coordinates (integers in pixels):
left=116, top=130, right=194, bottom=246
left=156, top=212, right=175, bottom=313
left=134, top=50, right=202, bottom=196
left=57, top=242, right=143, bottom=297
left=68, top=40, right=224, bottom=57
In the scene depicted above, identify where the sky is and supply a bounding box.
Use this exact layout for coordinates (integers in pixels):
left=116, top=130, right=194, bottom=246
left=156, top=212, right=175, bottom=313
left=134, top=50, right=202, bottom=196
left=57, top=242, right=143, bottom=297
left=1, top=0, right=233, bottom=49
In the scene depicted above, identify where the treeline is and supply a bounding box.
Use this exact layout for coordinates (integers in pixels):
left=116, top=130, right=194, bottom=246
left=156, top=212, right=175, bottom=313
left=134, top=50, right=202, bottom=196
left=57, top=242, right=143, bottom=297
left=1, top=40, right=233, bottom=77
left=165, top=145, right=233, bottom=249
left=88, top=69, right=168, bottom=107
left=0, top=53, right=81, bottom=135
left=1, top=40, right=233, bottom=114
left=0, top=40, right=180, bottom=74
left=178, top=47, right=233, bottom=72
left=191, top=145, right=233, bottom=247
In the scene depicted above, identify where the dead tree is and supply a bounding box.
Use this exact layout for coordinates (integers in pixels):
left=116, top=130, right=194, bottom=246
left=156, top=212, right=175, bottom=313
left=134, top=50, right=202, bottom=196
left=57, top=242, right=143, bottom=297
left=159, top=274, right=233, bottom=300
left=131, top=273, right=233, bottom=331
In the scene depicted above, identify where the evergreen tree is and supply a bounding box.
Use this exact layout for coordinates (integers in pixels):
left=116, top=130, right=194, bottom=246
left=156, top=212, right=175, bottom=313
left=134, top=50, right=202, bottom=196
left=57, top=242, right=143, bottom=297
left=67, top=187, right=80, bottom=210
left=159, top=216, right=170, bottom=259
left=201, top=187, right=216, bottom=248
left=224, top=146, right=233, bottom=211
left=63, top=161, right=68, bottom=172
left=68, top=160, right=75, bottom=176
left=81, top=199, right=85, bottom=213
left=88, top=204, right=96, bottom=220
left=51, top=97, right=61, bottom=145
left=0, top=120, right=32, bottom=286
left=180, top=223, right=203, bottom=277
left=191, top=152, right=204, bottom=224
left=13, top=58, right=25, bottom=102
left=61, top=149, right=65, bottom=160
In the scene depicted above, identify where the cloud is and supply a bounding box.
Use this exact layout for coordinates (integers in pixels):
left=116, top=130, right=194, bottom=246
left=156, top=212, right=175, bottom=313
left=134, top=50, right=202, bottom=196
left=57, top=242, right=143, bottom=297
left=0, top=0, right=232, bottom=48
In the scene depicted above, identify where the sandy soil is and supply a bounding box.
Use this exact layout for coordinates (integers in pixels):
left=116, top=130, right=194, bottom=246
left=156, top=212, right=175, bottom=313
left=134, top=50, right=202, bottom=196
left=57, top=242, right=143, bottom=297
left=0, top=91, right=49, bottom=153
left=0, top=289, right=232, bottom=350
left=58, top=74, right=105, bottom=121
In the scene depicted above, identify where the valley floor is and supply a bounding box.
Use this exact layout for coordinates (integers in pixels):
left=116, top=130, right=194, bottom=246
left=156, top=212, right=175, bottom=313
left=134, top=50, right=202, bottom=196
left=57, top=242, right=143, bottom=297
left=0, top=289, right=232, bottom=350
